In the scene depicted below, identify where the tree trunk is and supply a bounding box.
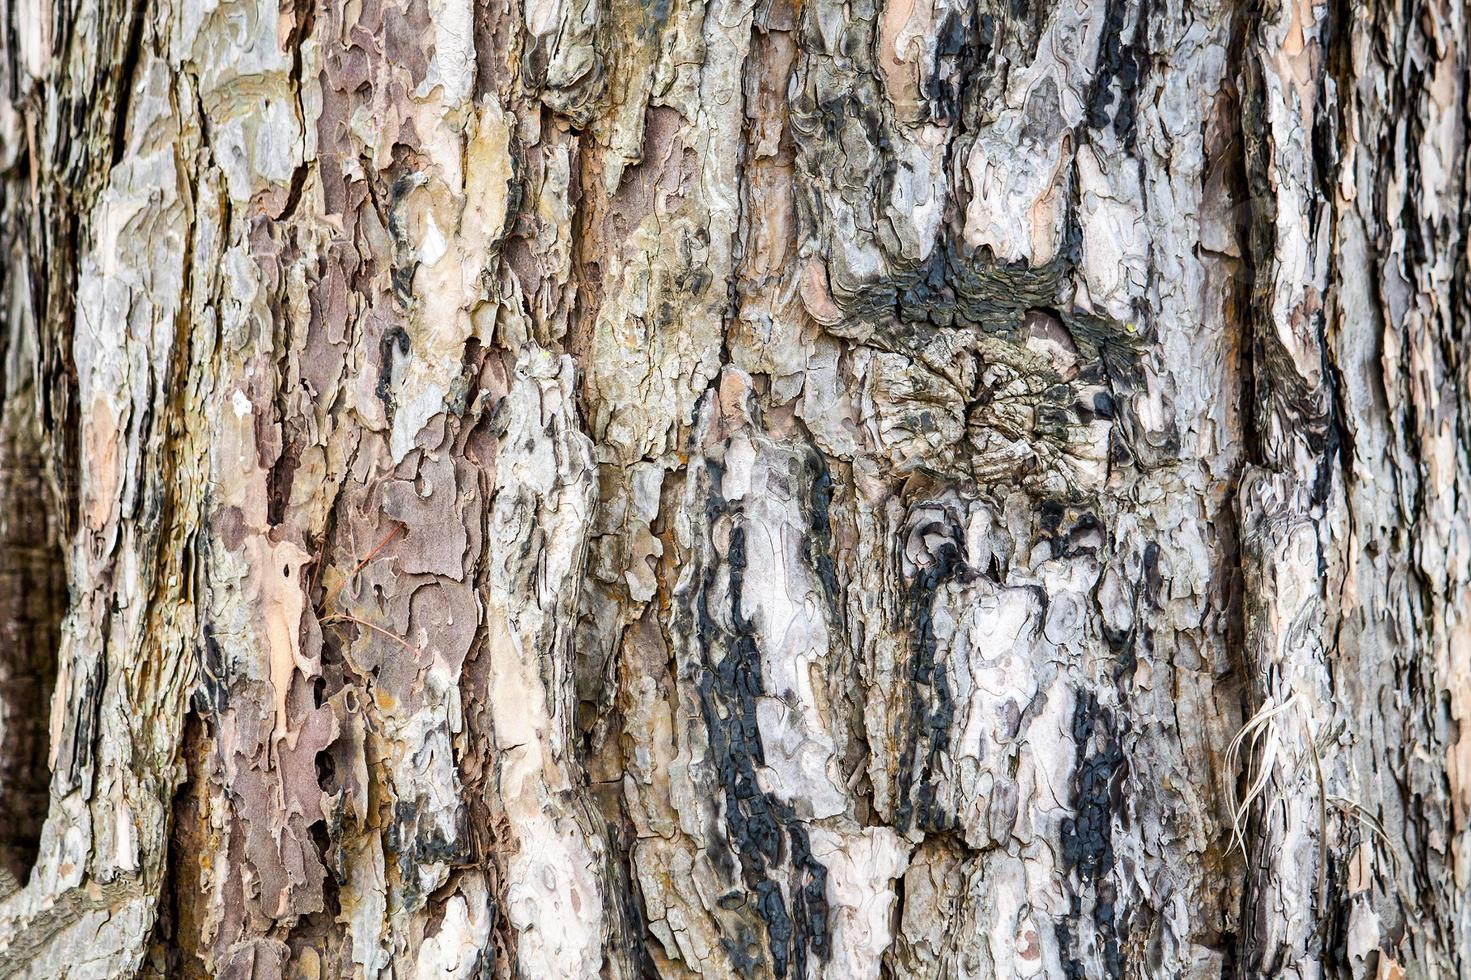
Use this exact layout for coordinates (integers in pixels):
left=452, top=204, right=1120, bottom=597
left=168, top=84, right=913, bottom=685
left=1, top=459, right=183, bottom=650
left=0, top=0, right=1467, bottom=976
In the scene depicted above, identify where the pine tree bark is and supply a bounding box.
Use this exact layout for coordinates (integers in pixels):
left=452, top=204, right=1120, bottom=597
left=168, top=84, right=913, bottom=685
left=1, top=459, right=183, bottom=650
left=0, top=0, right=1468, bottom=976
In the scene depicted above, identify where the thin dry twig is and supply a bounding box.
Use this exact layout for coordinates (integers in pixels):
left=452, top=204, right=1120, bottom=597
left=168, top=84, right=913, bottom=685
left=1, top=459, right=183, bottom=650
left=320, top=613, right=421, bottom=656
left=1329, top=795, right=1402, bottom=873
left=312, top=523, right=419, bottom=657
left=321, top=524, right=404, bottom=611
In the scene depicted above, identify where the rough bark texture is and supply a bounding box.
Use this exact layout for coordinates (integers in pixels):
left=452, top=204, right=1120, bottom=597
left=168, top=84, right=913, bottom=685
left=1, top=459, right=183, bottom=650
left=0, top=0, right=1468, bottom=976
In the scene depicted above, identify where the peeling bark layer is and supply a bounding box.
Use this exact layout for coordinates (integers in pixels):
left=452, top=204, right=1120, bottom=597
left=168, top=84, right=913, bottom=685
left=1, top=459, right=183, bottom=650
left=1, top=0, right=1469, bottom=977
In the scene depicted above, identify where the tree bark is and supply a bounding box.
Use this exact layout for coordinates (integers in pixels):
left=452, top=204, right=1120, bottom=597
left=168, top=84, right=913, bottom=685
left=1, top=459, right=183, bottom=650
left=0, top=0, right=1468, bottom=976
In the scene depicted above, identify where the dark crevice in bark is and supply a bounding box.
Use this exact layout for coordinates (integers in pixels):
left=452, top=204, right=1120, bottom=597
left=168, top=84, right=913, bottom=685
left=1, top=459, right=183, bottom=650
left=597, top=789, right=662, bottom=979
left=108, top=2, right=146, bottom=169
left=275, top=0, right=316, bottom=224
left=288, top=819, right=347, bottom=969
left=36, top=208, right=82, bottom=545
left=1216, top=15, right=1259, bottom=477
left=1237, top=0, right=1336, bottom=474
left=0, top=234, right=68, bottom=884
left=0, top=3, right=17, bottom=104
left=145, top=709, right=211, bottom=978
left=1307, top=0, right=1351, bottom=520
left=459, top=492, right=518, bottom=976
left=801, top=445, right=880, bottom=829
left=0, top=442, right=65, bottom=887
left=1211, top=6, right=1264, bottom=967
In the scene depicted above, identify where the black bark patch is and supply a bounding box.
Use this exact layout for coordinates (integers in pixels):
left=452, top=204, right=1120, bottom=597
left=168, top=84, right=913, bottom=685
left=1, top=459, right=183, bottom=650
left=803, top=451, right=840, bottom=603
left=693, top=479, right=830, bottom=979
left=895, top=522, right=963, bottom=835
left=1087, top=0, right=1149, bottom=150
left=1058, top=691, right=1126, bottom=980
left=377, top=325, right=411, bottom=409
left=385, top=798, right=471, bottom=912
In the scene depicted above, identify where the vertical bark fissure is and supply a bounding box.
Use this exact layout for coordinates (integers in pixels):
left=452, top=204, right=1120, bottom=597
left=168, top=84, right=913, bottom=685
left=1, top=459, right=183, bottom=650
left=0, top=259, right=66, bottom=889
left=2, top=0, right=1470, bottom=976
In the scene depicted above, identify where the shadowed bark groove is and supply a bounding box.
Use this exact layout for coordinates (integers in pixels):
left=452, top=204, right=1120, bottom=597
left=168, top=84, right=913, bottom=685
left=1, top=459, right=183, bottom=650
left=0, top=285, right=67, bottom=888
left=0, top=0, right=1468, bottom=977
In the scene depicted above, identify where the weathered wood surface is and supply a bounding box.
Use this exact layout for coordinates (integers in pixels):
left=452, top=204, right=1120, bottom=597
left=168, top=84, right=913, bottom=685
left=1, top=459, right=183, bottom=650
left=0, top=0, right=1468, bottom=976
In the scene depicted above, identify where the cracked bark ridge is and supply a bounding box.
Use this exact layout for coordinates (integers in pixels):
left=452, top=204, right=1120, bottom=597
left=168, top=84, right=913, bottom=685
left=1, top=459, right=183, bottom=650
left=0, top=0, right=1468, bottom=977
